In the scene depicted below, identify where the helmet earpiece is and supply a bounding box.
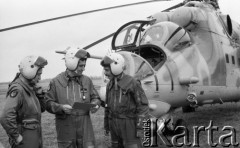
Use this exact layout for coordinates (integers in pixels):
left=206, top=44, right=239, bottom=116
left=65, top=47, right=90, bottom=71
left=101, top=53, right=125, bottom=76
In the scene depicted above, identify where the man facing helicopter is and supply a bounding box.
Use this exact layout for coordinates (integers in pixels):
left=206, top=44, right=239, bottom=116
left=101, top=53, right=149, bottom=148
left=0, top=55, right=48, bottom=148
left=45, top=47, right=101, bottom=148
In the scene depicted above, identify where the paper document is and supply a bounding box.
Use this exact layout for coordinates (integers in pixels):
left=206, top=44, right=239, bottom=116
left=72, top=102, right=96, bottom=110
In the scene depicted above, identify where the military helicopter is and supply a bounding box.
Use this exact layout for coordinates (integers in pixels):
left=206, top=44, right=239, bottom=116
left=1, top=0, right=240, bottom=141
left=97, top=0, right=240, bottom=136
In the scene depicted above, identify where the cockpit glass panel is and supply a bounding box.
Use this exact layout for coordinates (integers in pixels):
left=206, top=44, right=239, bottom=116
left=140, top=26, right=164, bottom=44
left=115, top=23, right=140, bottom=47
left=131, top=54, right=154, bottom=80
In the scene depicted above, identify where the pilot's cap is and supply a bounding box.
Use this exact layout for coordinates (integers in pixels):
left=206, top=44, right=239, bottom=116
left=19, top=55, right=48, bottom=79
left=65, top=47, right=90, bottom=71
left=100, top=53, right=125, bottom=76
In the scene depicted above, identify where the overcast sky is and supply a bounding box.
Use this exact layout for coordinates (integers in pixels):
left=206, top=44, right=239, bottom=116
left=0, top=0, right=239, bottom=82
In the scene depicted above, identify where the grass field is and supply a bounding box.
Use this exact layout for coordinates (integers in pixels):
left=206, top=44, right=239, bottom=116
left=0, top=80, right=240, bottom=148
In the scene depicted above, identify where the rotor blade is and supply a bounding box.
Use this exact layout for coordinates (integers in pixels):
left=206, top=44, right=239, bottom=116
left=55, top=32, right=115, bottom=54
left=0, top=0, right=170, bottom=32
left=55, top=49, right=103, bottom=59
left=83, top=32, right=115, bottom=50
left=77, top=1, right=181, bottom=51
left=83, top=23, right=133, bottom=50
left=162, top=2, right=184, bottom=12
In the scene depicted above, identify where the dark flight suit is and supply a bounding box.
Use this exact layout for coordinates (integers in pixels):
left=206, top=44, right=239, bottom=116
left=45, top=71, right=101, bottom=148
left=104, top=74, right=149, bottom=148
left=0, top=77, right=44, bottom=148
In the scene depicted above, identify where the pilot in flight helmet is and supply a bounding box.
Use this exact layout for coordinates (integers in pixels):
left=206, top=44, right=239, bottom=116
left=100, top=53, right=125, bottom=76
left=19, top=55, right=48, bottom=79
left=65, top=47, right=90, bottom=71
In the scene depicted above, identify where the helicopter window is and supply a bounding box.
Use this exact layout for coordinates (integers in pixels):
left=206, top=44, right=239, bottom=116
left=225, top=54, right=229, bottom=63
left=138, top=45, right=166, bottom=70
left=112, top=20, right=152, bottom=50
left=140, top=26, right=164, bottom=44
left=232, top=56, right=235, bottom=65
left=115, top=24, right=140, bottom=48
left=131, top=54, right=154, bottom=80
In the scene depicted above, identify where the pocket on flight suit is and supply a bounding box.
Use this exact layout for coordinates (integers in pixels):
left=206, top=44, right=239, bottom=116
left=20, top=124, right=40, bottom=148
left=56, top=115, right=75, bottom=141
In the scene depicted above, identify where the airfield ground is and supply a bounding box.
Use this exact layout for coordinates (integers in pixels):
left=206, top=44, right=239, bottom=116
left=0, top=79, right=240, bottom=148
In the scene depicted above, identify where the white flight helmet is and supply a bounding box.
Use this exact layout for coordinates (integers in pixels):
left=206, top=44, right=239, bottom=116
left=100, top=53, right=125, bottom=76
left=65, top=47, right=90, bottom=71
left=19, top=55, right=48, bottom=79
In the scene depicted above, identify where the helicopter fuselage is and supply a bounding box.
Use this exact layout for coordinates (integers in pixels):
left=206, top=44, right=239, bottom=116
left=108, top=1, right=240, bottom=117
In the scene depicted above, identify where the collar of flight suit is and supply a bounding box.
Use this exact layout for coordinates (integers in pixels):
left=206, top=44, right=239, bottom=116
left=19, top=75, right=34, bottom=91
left=56, top=71, right=83, bottom=88
left=108, top=73, right=133, bottom=90
left=11, top=75, right=35, bottom=96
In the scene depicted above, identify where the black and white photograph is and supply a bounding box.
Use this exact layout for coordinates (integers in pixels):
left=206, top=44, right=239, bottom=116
left=0, top=0, right=240, bottom=147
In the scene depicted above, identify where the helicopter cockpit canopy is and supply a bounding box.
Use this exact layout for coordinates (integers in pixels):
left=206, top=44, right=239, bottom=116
left=112, top=20, right=191, bottom=70
left=140, top=21, right=191, bottom=51
left=112, top=20, right=152, bottom=50
left=111, top=20, right=167, bottom=70
left=112, top=20, right=191, bottom=52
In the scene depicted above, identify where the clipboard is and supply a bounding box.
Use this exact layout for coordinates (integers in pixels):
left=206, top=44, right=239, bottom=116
left=72, top=102, right=96, bottom=110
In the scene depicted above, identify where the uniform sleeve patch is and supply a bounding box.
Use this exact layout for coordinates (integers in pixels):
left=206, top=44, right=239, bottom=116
left=10, top=90, right=18, bottom=98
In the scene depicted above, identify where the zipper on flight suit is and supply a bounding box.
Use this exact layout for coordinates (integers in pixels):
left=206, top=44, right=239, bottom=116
left=66, top=81, right=82, bottom=103
left=66, top=86, right=69, bottom=100
left=113, top=90, right=116, bottom=111
left=119, top=89, right=122, bottom=103
left=78, top=84, right=82, bottom=102
left=32, top=95, right=40, bottom=113
left=29, top=91, right=40, bottom=113
left=72, top=81, right=76, bottom=102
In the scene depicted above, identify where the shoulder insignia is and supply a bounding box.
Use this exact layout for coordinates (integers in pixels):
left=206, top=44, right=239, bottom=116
left=10, top=90, right=18, bottom=98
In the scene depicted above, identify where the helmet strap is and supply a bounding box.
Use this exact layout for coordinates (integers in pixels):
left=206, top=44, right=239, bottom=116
left=114, top=77, right=118, bottom=91
left=113, top=73, right=124, bottom=91
left=19, top=74, right=34, bottom=86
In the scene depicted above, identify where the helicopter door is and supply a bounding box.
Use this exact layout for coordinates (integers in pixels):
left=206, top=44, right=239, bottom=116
left=118, top=51, right=159, bottom=91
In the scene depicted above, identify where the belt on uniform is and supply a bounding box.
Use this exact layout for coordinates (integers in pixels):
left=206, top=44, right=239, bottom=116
left=20, top=119, right=40, bottom=129
left=109, top=112, right=136, bottom=119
